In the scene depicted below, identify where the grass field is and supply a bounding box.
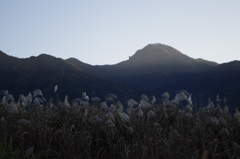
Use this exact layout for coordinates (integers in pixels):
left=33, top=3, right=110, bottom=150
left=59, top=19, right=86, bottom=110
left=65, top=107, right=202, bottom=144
left=0, top=90, right=240, bottom=158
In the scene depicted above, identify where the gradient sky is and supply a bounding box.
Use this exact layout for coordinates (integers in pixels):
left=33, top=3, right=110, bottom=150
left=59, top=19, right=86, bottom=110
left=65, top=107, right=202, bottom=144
left=1, top=1, right=240, bottom=65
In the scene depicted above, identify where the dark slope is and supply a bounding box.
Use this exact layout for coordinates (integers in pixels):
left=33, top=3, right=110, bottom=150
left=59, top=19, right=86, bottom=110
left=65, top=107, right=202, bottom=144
left=67, top=44, right=240, bottom=110
left=120, top=44, right=217, bottom=71
left=2, top=43, right=240, bottom=110
left=149, top=60, right=240, bottom=111
left=0, top=50, right=22, bottom=71
left=67, top=44, right=218, bottom=92
left=67, top=58, right=104, bottom=78
left=197, top=61, right=240, bottom=108
left=0, top=53, right=143, bottom=102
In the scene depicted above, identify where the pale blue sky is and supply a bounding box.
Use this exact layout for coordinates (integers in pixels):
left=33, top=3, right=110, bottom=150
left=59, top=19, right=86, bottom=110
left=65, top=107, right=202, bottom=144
left=1, top=0, right=240, bottom=65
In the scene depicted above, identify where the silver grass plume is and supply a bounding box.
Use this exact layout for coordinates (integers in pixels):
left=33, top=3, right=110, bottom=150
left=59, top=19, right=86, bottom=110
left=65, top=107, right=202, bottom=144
left=147, top=110, right=155, bottom=118
left=26, top=93, right=32, bottom=105
left=187, top=94, right=192, bottom=105
left=91, top=97, right=101, bottom=103
left=82, top=92, right=89, bottom=101
left=186, top=105, right=193, bottom=113
left=33, top=97, right=41, bottom=106
left=216, top=95, right=221, bottom=104
left=107, top=93, right=117, bottom=99
left=127, top=99, right=138, bottom=108
left=54, top=85, right=58, bottom=92
left=83, top=108, right=88, bottom=118
left=116, top=101, right=123, bottom=112
left=218, top=116, right=227, bottom=127
left=63, top=95, right=70, bottom=108
left=208, top=117, right=219, bottom=126
left=2, top=94, right=15, bottom=104
left=33, top=89, right=43, bottom=97
left=162, top=99, right=170, bottom=106
left=234, top=108, right=240, bottom=120
left=213, top=106, right=223, bottom=116
left=175, top=90, right=193, bottom=106
left=72, top=98, right=89, bottom=106
left=6, top=102, right=18, bottom=114
left=161, top=92, right=170, bottom=101
left=224, top=97, right=227, bottom=105
left=33, top=96, right=45, bottom=106
left=105, top=110, right=115, bottom=122
left=175, top=91, right=188, bottom=102
left=6, top=94, right=14, bottom=102
left=141, top=94, right=149, bottom=102
left=1, top=96, right=7, bottom=104
left=139, top=100, right=152, bottom=109
left=151, top=96, right=156, bottom=104
left=100, top=101, right=109, bottom=112
left=127, top=107, right=133, bottom=115
left=0, top=90, right=8, bottom=95
left=18, top=94, right=27, bottom=107
left=170, top=99, right=179, bottom=108
left=118, top=111, right=130, bottom=123
left=109, top=104, right=116, bottom=112
left=206, top=98, right=215, bottom=110
left=116, top=102, right=130, bottom=123
left=137, top=108, right=143, bottom=117
left=223, top=105, right=229, bottom=115
left=105, top=93, right=117, bottom=103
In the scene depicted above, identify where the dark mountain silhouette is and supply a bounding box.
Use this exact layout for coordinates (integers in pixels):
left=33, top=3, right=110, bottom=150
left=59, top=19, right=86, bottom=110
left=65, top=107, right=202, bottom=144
left=0, top=51, right=143, bottom=103
left=67, top=44, right=240, bottom=111
left=67, top=43, right=218, bottom=92
left=197, top=61, right=240, bottom=108
left=1, top=43, right=240, bottom=111
left=68, top=44, right=218, bottom=75
left=0, top=51, right=22, bottom=71
left=122, top=44, right=217, bottom=70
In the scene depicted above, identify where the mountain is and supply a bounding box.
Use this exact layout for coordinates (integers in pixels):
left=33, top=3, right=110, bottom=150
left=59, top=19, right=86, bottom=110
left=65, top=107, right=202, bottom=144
left=67, top=44, right=240, bottom=111
left=198, top=61, right=240, bottom=107
left=121, top=44, right=217, bottom=71
left=0, top=51, right=143, bottom=103
left=69, top=43, right=217, bottom=73
left=0, top=51, right=22, bottom=71
left=67, top=44, right=218, bottom=92
left=1, top=43, right=240, bottom=111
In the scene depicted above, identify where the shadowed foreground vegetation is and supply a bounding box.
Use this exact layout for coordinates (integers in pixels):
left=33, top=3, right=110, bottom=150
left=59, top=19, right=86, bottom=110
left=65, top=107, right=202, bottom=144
left=1, top=90, right=240, bottom=158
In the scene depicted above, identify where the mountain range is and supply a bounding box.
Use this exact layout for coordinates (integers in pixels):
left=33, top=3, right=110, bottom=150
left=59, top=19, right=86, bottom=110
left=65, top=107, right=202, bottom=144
left=1, top=43, right=240, bottom=111
left=0, top=51, right=142, bottom=104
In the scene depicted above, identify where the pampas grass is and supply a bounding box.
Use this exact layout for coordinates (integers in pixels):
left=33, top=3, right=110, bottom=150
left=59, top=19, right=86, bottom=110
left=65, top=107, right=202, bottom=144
left=1, top=90, right=240, bottom=158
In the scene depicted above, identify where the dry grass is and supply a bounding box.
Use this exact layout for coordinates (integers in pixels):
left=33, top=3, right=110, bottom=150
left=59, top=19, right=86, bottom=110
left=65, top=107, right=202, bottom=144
left=0, top=99, right=240, bottom=159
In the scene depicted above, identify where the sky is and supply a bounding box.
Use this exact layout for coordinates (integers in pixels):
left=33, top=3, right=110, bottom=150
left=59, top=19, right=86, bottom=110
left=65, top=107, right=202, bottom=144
left=1, top=0, right=240, bottom=65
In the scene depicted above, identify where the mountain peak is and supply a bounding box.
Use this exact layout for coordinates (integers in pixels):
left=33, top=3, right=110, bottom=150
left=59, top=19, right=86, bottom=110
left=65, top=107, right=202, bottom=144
left=128, top=44, right=191, bottom=65
left=124, top=44, right=218, bottom=72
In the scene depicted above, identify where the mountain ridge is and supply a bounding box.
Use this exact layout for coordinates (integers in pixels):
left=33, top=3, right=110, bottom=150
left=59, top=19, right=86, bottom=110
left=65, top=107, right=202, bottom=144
left=66, top=44, right=218, bottom=81
left=66, top=44, right=240, bottom=111
left=1, top=44, right=240, bottom=111
left=0, top=51, right=143, bottom=103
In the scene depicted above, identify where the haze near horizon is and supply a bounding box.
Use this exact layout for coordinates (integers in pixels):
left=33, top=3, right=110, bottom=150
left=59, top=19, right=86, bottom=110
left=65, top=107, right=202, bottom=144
left=1, top=1, right=240, bottom=65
